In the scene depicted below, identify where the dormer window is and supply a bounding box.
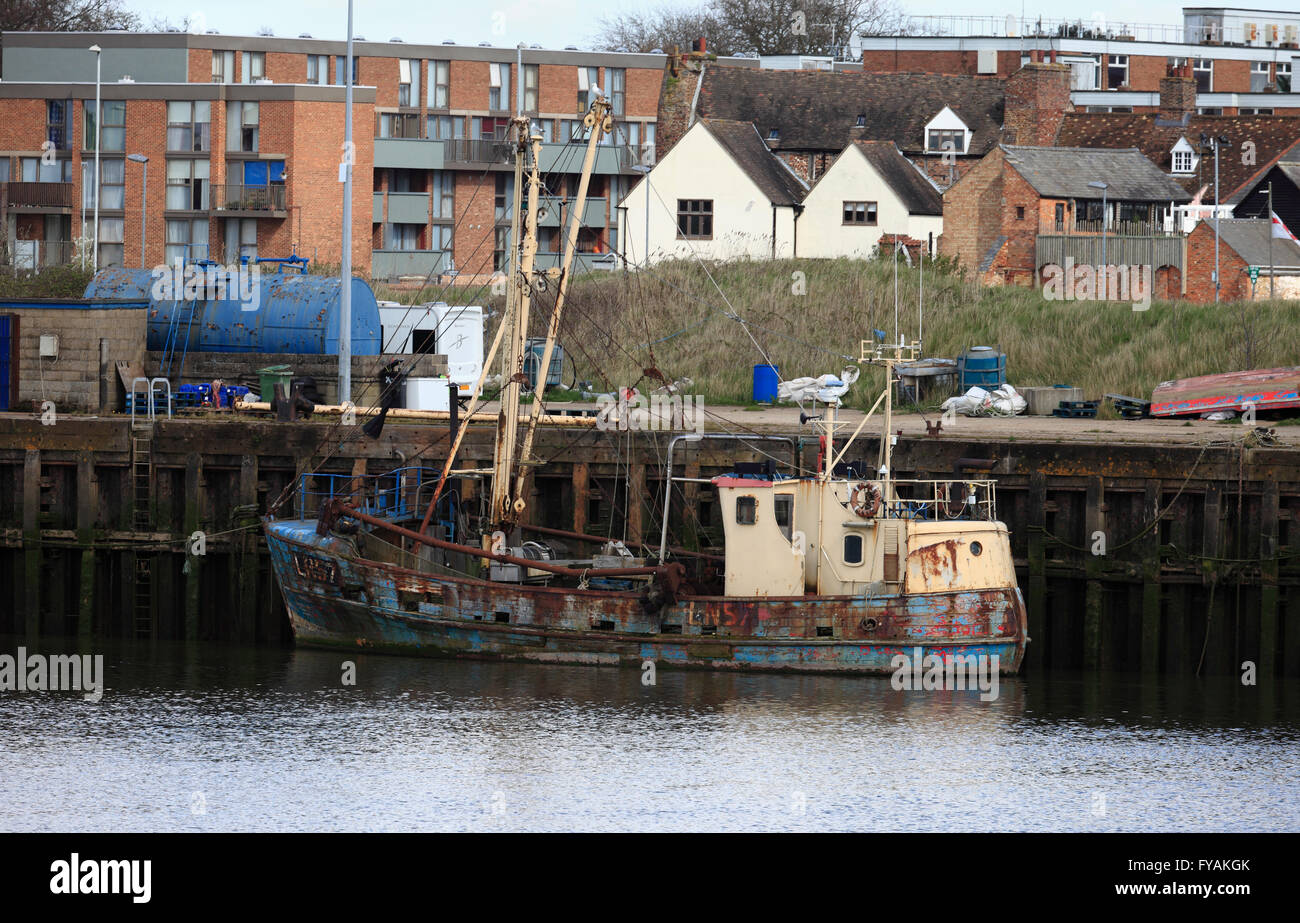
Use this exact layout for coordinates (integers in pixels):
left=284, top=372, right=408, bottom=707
left=1170, top=137, right=1198, bottom=174
left=768, top=127, right=780, bottom=140
left=855, top=113, right=866, bottom=127
left=927, top=129, right=965, bottom=154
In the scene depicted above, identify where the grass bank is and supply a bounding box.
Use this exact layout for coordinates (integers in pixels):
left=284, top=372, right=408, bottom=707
left=528, top=255, right=1300, bottom=410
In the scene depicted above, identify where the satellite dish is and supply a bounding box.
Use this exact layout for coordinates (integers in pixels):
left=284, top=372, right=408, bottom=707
left=1005, top=14, right=1017, bottom=37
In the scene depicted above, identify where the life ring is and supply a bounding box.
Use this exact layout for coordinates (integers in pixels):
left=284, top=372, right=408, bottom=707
left=849, top=481, right=883, bottom=519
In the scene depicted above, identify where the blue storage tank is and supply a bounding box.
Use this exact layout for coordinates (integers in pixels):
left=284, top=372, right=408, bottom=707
left=84, top=265, right=382, bottom=355
left=752, top=363, right=780, bottom=402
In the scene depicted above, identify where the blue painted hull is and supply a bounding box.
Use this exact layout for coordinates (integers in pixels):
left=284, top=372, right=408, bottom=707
left=264, top=519, right=1027, bottom=675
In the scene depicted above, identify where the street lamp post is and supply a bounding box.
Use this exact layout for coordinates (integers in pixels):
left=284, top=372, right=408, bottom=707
left=1088, top=180, right=1109, bottom=273
left=1201, top=133, right=1230, bottom=303
left=89, top=44, right=102, bottom=271
left=127, top=154, right=148, bottom=268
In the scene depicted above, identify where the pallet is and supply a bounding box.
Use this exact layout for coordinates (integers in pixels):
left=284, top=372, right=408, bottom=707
left=1106, top=393, right=1151, bottom=419
left=1052, top=400, right=1099, bottom=419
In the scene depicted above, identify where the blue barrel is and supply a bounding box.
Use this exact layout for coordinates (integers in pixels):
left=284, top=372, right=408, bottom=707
left=523, top=337, right=564, bottom=389
left=957, top=347, right=1006, bottom=390
left=752, top=363, right=780, bottom=402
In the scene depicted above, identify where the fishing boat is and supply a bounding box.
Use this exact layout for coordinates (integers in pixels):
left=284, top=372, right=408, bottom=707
left=263, top=94, right=1027, bottom=675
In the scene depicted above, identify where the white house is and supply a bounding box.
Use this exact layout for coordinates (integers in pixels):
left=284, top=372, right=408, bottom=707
left=798, top=141, right=944, bottom=259
left=618, top=119, right=807, bottom=266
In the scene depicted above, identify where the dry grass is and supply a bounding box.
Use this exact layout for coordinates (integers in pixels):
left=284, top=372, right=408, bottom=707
left=497, top=255, right=1300, bottom=409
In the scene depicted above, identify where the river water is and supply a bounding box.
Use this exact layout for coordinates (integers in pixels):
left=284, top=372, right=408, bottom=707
left=1, top=635, right=1296, bottom=832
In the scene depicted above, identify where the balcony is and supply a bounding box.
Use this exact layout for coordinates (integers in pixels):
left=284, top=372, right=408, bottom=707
left=371, top=249, right=453, bottom=281
left=212, top=183, right=287, bottom=217
left=532, top=251, right=618, bottom=274
left=537, top=196, right=609, bottom=229
left=537, top=142, right=649, bottom=175
left=374, top=138, right=445, bottom=170
left=444, top=139, right=514, bottom=166
left=4, top=182, right=74, bottom=210
left=1050, top=218, right=1178, bottom=237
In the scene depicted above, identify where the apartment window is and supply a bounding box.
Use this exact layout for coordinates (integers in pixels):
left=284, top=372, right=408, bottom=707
left=83, top=100, right=126, bottom=152
left=46, top=100, right=69, bottom=150
left=98, top=218, right=124, bottom=267
left=385, top=223, right=421, bottom=250
left=523, top=64, right=539, bottom=112
left=608, top=68, right=625, bottom=116
left=241, top=51, right=265, bottom=84
left=533, top=118, right=554, bottom=143
left=429, top=60, right=449, bottom=107
left=1106, top=54, right=1128, bottom=89
left=426, top=115, right=464, bottom=140
left=165, top=218, right=209, bottom=264
left=225, top=218, right=257, bottom=261
left=1251, top=61, right=1270, bottom=92
left=82, top=158, right=124, bottom=209
left=489, top=62, right=510, bottom=111
left=843, top=201, right=877, bottom=225
left=307, top=54, right=328, bottom=85
left=431, top=171, right=453, bottom=218
left=577, top=66, right=599, bottom=112
left=227, top=102, right=259, bottom=153
left=494, top=173, right=514, bottom=221
left=398, top=59, right=420, bottom=107
left=493, top=227, right=510, bottom=272
left=24, top=157, right=72, bottom=183
left=166, top=101, right=210, bottom=152
left=378, top=112, right=420, bottom=138
left=1194, top=59, right=1213, bottom=92
left=472, top=116, right=510, bottom=140
left=431, top=225, right=453, bottom=250
left=166, top=159, right=210, bottom=210
left=334, top=55, right=359, bottom=86
left=1172, top=149, right=1195, bottom=172
left=0, top=160, right=8, bottom=182
left=212, top=50, right=234, bottom=84
left=677, top=199, right=712, bottom=239
left=927, top=129, right=964, bottom=154
left=1277, top=62, right=1292, bottom=93
left=1239, top=107, right=1274, bottom=115
left=1197, top=107, right=1223, bottom=115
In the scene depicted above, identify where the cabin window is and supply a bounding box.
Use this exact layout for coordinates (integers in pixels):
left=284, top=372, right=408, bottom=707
left=736, top=496, right=757, bottom=525
left=843, top=534, right=863, bottom=565
left=774, top=494, right=793, bottom=541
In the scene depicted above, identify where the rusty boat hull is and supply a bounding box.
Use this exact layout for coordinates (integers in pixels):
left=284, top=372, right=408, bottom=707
left=265, top=519, right=1027, bottom=675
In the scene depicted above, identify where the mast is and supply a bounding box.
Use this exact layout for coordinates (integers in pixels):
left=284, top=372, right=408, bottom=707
left=488, top=117, right=539, bottom=531
left=338, top=0, right=354, bottom=404
left=511, top=96, right=612, bottom=510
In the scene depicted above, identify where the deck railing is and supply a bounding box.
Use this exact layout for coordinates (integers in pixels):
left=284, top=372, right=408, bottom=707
left=295, top=466, right=444, bottom=524
left=877, top=478, right=1000, bottom=522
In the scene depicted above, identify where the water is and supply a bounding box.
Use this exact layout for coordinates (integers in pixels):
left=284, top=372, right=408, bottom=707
left=1, top=635, right=1297, bottom=832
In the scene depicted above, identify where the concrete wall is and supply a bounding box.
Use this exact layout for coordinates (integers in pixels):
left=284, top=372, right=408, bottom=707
left=10, top=306, right=146, bottom=414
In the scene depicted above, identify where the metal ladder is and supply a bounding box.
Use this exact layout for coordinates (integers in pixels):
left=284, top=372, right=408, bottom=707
left=132, top=426, right=153, bottom=531
left=133, top=554, right=153, bottom=638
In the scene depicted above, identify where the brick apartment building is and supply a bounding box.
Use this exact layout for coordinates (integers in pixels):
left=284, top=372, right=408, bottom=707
left=859, top=6, right=1300, bottom=117
left=0, top=30, right=666, bottom=283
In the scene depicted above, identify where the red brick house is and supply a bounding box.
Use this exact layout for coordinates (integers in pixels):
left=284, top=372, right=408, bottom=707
left=941, top=145, right=1192, bottom=288
left=1185, top=218, right=1300, bottom=301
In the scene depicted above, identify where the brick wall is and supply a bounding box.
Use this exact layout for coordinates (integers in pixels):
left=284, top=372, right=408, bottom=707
left=290, top=98, right=374, bottom=273
left=1214, top=58, right=1252, bottom=94
left=939, top=147, right=1005, bottom=277
left=452, top=171, right=495, bottom=276
left=14, top=306, right=146, bottom=413
left=1186, top=222, right=1249, bottom=301
left=187, top=49, right=211, bottom=84
left=655, top=61, right=703, bottom=159
left=1004, top=63, right=1071, bottom=145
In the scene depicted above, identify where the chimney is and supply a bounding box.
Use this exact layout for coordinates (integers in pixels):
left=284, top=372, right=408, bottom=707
left=1004, top=61, right=1072, bottom=146
left=695, top=37, right=707, bottom=55
left=1158, top=64, right=1197, bottom=123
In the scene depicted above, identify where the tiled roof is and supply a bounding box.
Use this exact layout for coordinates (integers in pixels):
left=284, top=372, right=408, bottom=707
left=1002, top=145, right=1193, bottom=201
left=1226, top=139, right=1300, bottom=206
left=850, top=141, right=943, bottom=215
left=697, top=66, right=1006, bottom=156
left=701, top=119, right=808, bottom=206
left=1057, top=113, right=1300, bottom=203
left=1199, top=218, right=1300, bottom=266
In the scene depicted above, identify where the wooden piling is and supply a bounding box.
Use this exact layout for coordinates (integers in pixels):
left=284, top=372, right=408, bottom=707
left=1140, top=480, right=1162, bottom=673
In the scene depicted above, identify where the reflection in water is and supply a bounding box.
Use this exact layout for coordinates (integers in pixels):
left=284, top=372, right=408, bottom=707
left=0, top=635, right=1296, bottom=832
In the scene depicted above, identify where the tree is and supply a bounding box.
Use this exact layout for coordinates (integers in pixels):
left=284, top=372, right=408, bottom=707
left=593, top=0, right=906, bottom=58
left=0, top=0, right=141, bottom=32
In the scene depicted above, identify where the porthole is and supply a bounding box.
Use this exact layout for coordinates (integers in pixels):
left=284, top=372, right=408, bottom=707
left=970, top=541, right=983, bottom=556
